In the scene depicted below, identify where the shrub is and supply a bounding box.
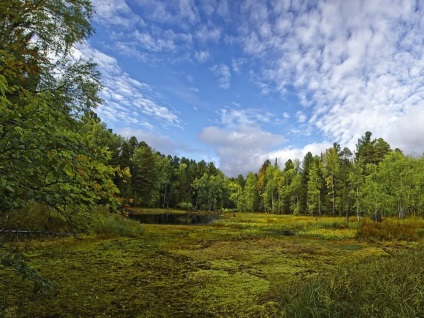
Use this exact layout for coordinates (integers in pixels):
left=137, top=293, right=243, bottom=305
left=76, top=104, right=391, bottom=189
left=177, top=202, right=193, bottom=211
left=319, top=221, right=351, bottom=230
left=0, top=203, right=72, bottom=244
left=96, top=214, right=143, bottom=237
left=357, top=218, right=420, bottom=242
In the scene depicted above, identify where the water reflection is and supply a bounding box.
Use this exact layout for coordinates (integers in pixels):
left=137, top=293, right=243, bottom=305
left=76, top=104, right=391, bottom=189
left=129, top=213, right=219, bottom=225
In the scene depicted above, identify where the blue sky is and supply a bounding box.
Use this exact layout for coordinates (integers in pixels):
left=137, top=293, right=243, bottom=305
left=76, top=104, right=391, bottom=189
left=80, top=0, right=424, bottom=176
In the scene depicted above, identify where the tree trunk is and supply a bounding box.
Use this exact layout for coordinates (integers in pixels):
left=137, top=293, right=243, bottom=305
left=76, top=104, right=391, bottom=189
left=332, top=174, right=335, bottom=215
left=318, top=192, right=321, bottom=216
left=356, top=187, right=360, bottom=221
left=346, top=194, right=351, bottom=222
left=162, top=184, right=167, bottom=209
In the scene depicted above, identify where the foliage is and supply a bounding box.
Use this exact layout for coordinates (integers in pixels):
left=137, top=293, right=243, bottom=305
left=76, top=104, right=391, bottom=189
left=357, top=218, right=424, bottom=242
left=176, top=201, right=194, bottom=211
left=0, top=0, right=120, bottom=230
left=1, top=251, right=54, bottom=294
left=95, top=213, right=143, bottom=238
left=0, top=0, right=124, bottom=290
left=100, top=127, right=424, bottom=221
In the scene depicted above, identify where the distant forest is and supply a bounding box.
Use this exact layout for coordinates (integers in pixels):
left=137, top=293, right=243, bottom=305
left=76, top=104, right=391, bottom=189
left=105, top=127, right=424, bottom=219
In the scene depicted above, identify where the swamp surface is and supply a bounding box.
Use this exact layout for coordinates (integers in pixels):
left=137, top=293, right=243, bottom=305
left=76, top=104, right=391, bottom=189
left=1, top=212, right=422, bottom=317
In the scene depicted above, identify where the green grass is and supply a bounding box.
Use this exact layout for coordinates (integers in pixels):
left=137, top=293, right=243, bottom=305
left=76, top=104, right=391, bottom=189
left=1, top=211, right=423, bottom=317
left=278, top=246, right=424, bottom=317
left=95, top=213, right=144, bottom=237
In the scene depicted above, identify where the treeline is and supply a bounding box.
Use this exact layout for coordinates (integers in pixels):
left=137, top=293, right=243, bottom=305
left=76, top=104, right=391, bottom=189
left=107, top=130, right=424, bottom=219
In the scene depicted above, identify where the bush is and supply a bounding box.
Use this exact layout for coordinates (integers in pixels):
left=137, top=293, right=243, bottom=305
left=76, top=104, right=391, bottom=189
left=319, top=221, right=351, bottom=230
left=0, top=203, right=72, bottom=244
left=95, top=214, right=143, bottom=237
left=357, top=218, right=420, bottom=242
left=177, top=202, right=193, bottom=211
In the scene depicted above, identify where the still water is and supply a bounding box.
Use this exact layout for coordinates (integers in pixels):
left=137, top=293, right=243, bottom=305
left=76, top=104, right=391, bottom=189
left=129, top=213, right=219, bottom=225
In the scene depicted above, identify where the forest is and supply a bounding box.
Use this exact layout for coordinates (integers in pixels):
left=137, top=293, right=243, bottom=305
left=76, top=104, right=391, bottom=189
left=105, top=130, right=424, bottom=221
left=1, top=1, right=424, bottom=317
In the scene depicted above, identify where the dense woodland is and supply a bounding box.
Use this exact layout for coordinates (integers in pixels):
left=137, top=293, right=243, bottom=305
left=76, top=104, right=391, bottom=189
left=105, top=130, right=424, bottom=220
left=1, top=0, right=424, bottom=232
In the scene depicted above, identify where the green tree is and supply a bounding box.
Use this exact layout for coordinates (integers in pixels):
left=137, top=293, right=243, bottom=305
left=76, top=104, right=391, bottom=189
left=263, top=165, right=278, bottom=213
left=257, top=159, right=272, bottom=211
left=0, top=0, right=119, bottom=291
left=355, top=132, right=391, bottom=167
left=300, top=152, right=314, bottom=213
left=322, top=146, right=340, bottom=215
left=361, top=164, right=391, bottom=220
left=307, top=156, right=323, bottom=216
left=338, top=147, right=353, bottom=220
left=156, top=155, right=172, bottom=208
left=243, top=173, right=260, bottom=212
left=228, top=180, right=244, bottom=211
left=0, top=0, right=117, bottom=226
left=349, top=158, right=365, bottom=221
left=377, top=152, right=423, bottom=218
left=193, top=172, right=224, bottom=211
left=282, top=160, right=302, bottom=215
left=131, top=142, right=158, bottom=207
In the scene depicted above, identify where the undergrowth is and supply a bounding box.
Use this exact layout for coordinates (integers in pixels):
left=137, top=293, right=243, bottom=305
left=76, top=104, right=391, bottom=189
left=0, top=203, right=70, bottom=235
left=279, top=246, right=424, bottom=318
left=95, top=213, right=143, bottom=237
left=1, top=211, right=423, bottom=317
left=357, top=217, right=424, bottom=242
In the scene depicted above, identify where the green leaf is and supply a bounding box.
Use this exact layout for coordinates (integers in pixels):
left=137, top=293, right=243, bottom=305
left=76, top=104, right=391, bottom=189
left=5, top=185, right=14, bottom=192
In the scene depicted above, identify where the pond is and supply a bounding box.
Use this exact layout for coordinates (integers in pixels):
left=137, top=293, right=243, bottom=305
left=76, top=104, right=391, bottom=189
left=129, top=213, right=219, bottom=225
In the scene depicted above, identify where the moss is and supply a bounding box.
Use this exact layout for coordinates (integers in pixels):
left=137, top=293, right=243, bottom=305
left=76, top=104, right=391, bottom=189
left=1, top=212, right=422, bottom=317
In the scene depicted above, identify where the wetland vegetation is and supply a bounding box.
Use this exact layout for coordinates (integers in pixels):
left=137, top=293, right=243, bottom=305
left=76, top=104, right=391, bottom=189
left=1, top=209, right=424, bottom=317
left=2, top=1, right=424, bottom=317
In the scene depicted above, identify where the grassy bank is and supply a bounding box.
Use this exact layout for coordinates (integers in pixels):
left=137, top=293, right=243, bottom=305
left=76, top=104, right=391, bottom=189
left=1, top=212, right=423, bottom=317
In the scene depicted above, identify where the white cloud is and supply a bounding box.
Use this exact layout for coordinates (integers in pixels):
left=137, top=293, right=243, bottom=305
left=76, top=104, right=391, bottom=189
left=88, top=0, right=424, bottom=175
left=236, top=0, right=424, bottom=155
left=210, top=64, right=231, bottom=89
left=231, top=58, right=247, bottom=73
left=195, top=24, right=222, bottom=43
left=78, top=45, right=181, bottom=129
left=134, top=0, right=199, bottom=26
left=195, top=50, right=210, bottom=63
left=91, top=0, right=144, bottom=27
left=217, top=0, right=229, bottom=17
left=388, top=101, right=424, bottom=154
left=119, top=128, right=178, bottom=154
left=133, top=31, right=175, bottom=52
left=178, top=0, right=200, bottom=24
left=218, top=107, right=276, bottom=127
left=199, top=108, right=286, bottom=176
left=268, top=142, right=332, bottom=169
left=199, top=126, right=286, bottom=177
left=296, top=111, right=307, bottom=123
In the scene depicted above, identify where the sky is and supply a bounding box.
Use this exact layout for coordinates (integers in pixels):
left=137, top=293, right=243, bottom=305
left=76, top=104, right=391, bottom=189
left=82, top=0, right=424, bottom=177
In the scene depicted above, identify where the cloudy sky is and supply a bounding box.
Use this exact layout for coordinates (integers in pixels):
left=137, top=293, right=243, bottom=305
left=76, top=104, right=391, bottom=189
left=84, top=0, right=424, bottom=177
